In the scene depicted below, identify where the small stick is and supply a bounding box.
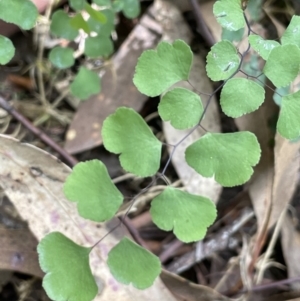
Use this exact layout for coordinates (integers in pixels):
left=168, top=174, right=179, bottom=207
left=167, top=208, right=254, bottom=273
left=159, top=239, right=184, bottom=263
left=0, top=96, right=78, bottom=167
left=122, top=217, right=149, bottom=249
left=232, top=275, right=300, bottom=295
left=189, top=0, right=215, bottom=47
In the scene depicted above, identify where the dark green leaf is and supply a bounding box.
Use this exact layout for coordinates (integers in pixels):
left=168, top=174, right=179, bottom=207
left=150, top=187, right=217, bottom=242
left=49, top=47, right=75, bottom=69
left=70, top=13, right=91, bottom=34
left=38, top=232, right=97, bottom=301
left=102, top=107, right=162, bottom=177
left=158, top=88, right=203, bottom=129
left=85, top=3, right=106, bottom=23
left=0, top=36, right=15, bottom=65
left=70, top=67, right=101, bottom=100
left=0, top=0, right=38, bottom=30
left=122, top=0, right=140, bottom=19
left=70, top=0, right=86, bottom=11
left=112, top=0, right=124, bottom=12
left=93, top=0, right=111, bottom=5
left=87, top=9, right=115, bottom=36
left=133, top=40, right=193, bottom=97
left=84, top=36, right=114, bottom=57
left=107, top=237, right=161, bottom=289
left=50, top=10, right=79, bottom=40
left=64, top=160, right=123, bottom=222
left=185, top=132, right=261, bottom=187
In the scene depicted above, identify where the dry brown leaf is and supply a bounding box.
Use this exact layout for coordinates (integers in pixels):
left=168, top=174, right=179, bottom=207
left=263, top=7, right=286, bottom=36
left=65, top=6, right=162, bottom=154
left=161, top=270, right=233, bottom=301
left=160, top=0, right=214, bottom=13
left=0, top=271, right=13, bottom=291
left=235, top=85, right=300, bottom=235
left=235, top=91, right=277, bottom=231
left=155, top=0, right=222, bottom=202
left=199, top=1, right=222, bottom=41
left=281, top=215, right=300, bottom=290
left=6, top=75, right=35, bottom=91
left=0, top=134, right=176, bottom=301
left=0, top=228, right=43, bottom=277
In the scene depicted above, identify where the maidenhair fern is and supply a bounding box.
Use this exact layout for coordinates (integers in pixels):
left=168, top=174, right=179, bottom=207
left=38, top=1, right=300, bottom=299
left=1, top=0, right=299, bottom=300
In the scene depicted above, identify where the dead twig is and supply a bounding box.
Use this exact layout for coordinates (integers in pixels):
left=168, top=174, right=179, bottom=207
left=122, top=217, right=149, bottom=249
left=167, top=208, right=255, bottom=274
left=0, top=96, right=78, bottom=167
left=189, top=0, right=215, bottom=47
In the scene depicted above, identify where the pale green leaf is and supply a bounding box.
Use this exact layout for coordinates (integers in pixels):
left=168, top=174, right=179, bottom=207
left=222, top=27, right=244, bottom=42
left=122, top=0, right=140, bottom=19
left=273, top=86, right=290, bottom=106
left=50, top=10, right=79, bottom=40
left=70, top=67, right=101, bottom=100
left=87, top=9, right=115, bottom=36
left=107, top=237, right=161, bottom=289
left=63, top=160, right=123, bottom=222
left=70, top=13, right=91, bottom=34
left=220, top=78, right=265, bottom=117
left=49, top=47, right=75, bottom=69
left=150, top=187, right=216, bottom=243
left=38, top=232, right=97, bottom=301
left=0, top=36, right=15, bottom=65
left=93, top=0, right=111, bottom=5
left=112, top=0, right=124, bottom=12
left=133, top=40, right=193, bottom=97
left=69, top=0, right=86, bottom=11
left=206, top=40, right=240, bottom=81
left=84, top=36, right=114, bottom=58
left=185, top=132, right=261, bottom=187
left=247, top=0, right=263, bottom=21
left=158, top=88, right=203, bottom=129
left=242, top=53, right=265, bottom=85
left=281, top=15, right=300, bottom=47
left=0, top=0, right=38, bottom=30
left=213, top=0, right=245, bottom=31
left=248, top=34, right=280, bottom=60
left=263, top=44, right=300, bottom=88
left=277, top=90, right=300, bottom=140
left=102, top=107, right=162, bottom=177
left=85, top=3, right=106, bottom=23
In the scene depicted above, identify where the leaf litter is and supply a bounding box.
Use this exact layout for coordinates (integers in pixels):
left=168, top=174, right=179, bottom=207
left=1, top=0, right=300, bottom=300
